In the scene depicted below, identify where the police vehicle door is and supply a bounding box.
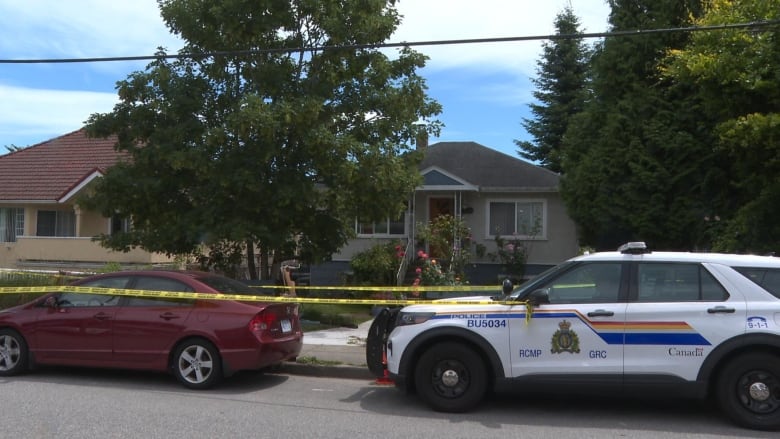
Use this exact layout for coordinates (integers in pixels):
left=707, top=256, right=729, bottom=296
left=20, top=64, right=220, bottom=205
left=509, top=262, right=626, bottom=377
left=623, top=262, right=747, bottom=381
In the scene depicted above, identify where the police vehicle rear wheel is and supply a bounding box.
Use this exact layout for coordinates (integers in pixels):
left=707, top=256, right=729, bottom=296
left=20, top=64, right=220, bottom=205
left=414, top=342, right=487, bottom=413
left=716, top=353, right=780, bottom=431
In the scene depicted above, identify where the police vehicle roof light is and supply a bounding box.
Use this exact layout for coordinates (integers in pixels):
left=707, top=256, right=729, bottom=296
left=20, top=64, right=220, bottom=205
left=618, top=242, right=649, bottom=254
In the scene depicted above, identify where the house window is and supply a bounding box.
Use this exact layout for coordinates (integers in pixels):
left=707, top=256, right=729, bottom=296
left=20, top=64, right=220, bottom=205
left=488, top=200, right=545, bottom=238
left=111, top=215, right=131, bottom=234
left=0, top=208, right=24, bottom=243
left=37, top=210, right=76, bottom=237
left=356, top=212, right=406, bottom=237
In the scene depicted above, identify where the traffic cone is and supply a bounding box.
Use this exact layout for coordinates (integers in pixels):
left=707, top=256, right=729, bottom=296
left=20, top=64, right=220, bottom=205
left=375, top=349, right=394, bottom=385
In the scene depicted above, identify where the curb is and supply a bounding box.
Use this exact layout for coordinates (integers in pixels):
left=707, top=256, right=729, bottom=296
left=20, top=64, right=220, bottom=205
left=279, top=361, right=376, bottom=381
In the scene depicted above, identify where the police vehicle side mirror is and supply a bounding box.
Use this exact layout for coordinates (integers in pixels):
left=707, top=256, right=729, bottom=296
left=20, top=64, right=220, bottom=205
left=527, top=289, right=550, bottom=306
left=501, top=278, right=514, bottom=295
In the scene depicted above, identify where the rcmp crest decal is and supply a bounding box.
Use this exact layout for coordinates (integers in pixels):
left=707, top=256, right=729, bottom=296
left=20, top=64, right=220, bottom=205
left=551, top=320, right=580, bottom=354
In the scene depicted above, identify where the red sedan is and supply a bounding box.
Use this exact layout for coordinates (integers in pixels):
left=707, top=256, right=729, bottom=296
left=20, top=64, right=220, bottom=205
left=0, top=270, right=302, bottom=389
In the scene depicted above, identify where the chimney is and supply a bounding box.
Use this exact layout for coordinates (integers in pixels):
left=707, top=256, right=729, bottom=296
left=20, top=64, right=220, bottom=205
left=415, top=126, right=428, bottom=150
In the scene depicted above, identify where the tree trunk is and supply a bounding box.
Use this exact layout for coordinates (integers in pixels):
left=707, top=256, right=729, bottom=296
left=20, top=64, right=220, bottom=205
left=245, top=240, right=258, bottom=280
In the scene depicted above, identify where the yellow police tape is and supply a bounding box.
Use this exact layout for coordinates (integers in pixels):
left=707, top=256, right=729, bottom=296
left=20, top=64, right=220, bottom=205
left=0, top=284, right=511, bottom=306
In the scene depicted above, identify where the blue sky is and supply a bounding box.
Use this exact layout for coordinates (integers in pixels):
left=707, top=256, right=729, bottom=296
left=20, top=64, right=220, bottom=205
left=0, top=0, right=610, bottom=159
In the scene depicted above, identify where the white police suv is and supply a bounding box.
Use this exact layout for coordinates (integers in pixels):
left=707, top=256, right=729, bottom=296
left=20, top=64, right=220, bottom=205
left=366, top=243, right=780, bottom=431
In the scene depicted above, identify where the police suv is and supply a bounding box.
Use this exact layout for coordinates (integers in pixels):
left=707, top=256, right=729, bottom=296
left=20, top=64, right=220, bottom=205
left=366, top=243, right=780, bottom=431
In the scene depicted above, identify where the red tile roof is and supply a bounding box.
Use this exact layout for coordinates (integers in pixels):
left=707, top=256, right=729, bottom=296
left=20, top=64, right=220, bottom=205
left=0, top=129, right=128, bottom=203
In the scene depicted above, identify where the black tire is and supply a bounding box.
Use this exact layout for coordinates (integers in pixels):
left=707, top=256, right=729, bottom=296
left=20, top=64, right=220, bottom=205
left=172, top=339, right=223, bottom=390
left=0, top=329, right=29, bottom=376
left=716, top=353, right=780, bottom=431
left=414, top=342, right=487, bottom=412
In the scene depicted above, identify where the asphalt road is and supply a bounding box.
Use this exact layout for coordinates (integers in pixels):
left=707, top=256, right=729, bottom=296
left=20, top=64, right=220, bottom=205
left=0, top=367, right=775, bottom=439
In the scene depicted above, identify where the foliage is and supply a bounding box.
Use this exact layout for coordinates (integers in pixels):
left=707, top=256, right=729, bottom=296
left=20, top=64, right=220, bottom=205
left=516, top=6, right=590, bottom=173
left=662, top=0, right=780, bottom=253
left=0, top=272, right=72, bottom=309
left=559, top=0, right=710, bottom=250
left=349, top=240, right=404, bottom=285
left=195, top=240, right=245, bottom=278
left=81, top=0, right=442, bottom=278
left=488, top=234, right=528, bottom=279
left=411, top=250, right=464, bottom=289
left=414, top=214, right=475, bottom=279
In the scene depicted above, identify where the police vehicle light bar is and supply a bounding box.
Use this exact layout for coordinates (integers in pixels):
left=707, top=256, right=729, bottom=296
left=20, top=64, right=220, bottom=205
left=618, top=242, right=649, bottom=254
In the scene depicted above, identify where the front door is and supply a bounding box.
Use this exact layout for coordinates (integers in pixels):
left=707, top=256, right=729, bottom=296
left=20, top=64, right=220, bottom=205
left=427, top=197, right=455, bottom=258
left=34, top=292, right=119, bottom=364
left=509, top=262, right=627, bottom=377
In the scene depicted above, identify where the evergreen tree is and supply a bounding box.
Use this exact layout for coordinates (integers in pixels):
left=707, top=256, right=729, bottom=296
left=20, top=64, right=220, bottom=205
left=560, top=0, right=708, bottom=250
left=516, top=6, right=589, bottom=173
left=664, top=0, right=780, bottom=253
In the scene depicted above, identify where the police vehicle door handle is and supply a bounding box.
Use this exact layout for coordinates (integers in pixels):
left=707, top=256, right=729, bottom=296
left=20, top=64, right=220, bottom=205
left=587, top=310, right=614, bottom=317
left=707, top=306, right=735, bottom=314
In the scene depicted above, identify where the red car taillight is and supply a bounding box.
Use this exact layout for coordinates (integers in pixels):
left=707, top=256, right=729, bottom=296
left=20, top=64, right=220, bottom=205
left=249, top=311, right=277, bottom=333
left=249, top=305, right=297, bottom=338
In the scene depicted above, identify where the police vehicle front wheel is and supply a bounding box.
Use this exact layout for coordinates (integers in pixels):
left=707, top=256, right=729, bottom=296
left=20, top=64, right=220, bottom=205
left=414, top=342, right=487, bottom=413
left=716, top=353, right=780, bottom=431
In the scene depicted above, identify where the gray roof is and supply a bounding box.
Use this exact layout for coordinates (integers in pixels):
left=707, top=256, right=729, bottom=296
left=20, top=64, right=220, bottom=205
left=419, top=141, right=560, bottom=191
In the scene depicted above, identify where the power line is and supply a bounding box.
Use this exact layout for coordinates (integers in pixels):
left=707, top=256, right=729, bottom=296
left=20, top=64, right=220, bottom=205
left=1, top=20, right=778, bottom=65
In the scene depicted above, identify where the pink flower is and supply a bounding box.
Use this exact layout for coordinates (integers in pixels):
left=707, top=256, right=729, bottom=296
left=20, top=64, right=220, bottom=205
left=415, top=267, right=422, bottom=274
left=417, top=250, right=425, bottom=258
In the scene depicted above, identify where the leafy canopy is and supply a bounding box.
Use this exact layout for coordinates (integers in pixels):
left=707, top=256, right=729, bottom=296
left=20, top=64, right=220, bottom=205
left=82, top=0, right=441, bottom=266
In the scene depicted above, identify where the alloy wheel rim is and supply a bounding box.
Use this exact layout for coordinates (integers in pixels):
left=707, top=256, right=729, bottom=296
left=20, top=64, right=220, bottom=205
left=0, top=335, right=20, bottom=371
left=178, top=345, right=214, bottom=384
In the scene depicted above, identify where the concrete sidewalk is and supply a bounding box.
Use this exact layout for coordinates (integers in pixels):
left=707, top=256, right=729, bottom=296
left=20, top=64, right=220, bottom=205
left=278, top=319, right=377, bottom=380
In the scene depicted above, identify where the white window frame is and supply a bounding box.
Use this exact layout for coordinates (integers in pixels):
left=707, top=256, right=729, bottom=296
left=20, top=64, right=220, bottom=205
left=355, top=212, right=407, bottom=238
left=485, top=199, right=547, bottom=239
left=0, top=207, right=24, bottom=243
left=109, top=215, right=132, bottom=235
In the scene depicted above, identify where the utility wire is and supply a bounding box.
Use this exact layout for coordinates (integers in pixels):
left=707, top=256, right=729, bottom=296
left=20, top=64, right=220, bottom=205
left=1, top=19, right=778, bottom=64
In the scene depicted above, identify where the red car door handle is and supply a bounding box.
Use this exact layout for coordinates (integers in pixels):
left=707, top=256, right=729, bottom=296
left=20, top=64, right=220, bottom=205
left=93, top=312, right=112, bottom=320
left=160, top=313, right=181, bottom=320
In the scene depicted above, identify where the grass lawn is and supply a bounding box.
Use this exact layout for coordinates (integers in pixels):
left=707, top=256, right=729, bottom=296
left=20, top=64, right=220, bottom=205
left=299, top=303, right=374, bottom=331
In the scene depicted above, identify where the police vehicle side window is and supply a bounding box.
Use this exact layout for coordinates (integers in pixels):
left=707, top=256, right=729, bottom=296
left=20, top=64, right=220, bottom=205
left=733, top=267, right=780, bottom=299
left=637, top=263, right=728, bottom=302
left=540, top=262, right=622, bottom=304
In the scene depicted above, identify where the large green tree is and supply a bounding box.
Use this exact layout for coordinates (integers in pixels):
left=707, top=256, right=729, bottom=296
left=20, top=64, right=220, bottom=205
left=560, top=0, right=708, bottom=250
left=83, top=0, right=441, bottom=278
left=664, top=0, right=780, bottom=253
left=516, top=6, right=589, bottom=173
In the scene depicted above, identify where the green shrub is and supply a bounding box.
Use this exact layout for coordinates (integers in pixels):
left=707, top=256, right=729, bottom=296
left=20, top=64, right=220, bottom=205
left=0, top=272, right=72, bottom=309
left=349, top=241, right=404, bottom=285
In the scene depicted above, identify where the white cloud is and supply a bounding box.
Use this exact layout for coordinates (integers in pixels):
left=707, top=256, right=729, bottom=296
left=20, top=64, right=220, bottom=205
left=0, top=85, right=117, bottom=140
left=393, top=0, right=610, bottom=72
